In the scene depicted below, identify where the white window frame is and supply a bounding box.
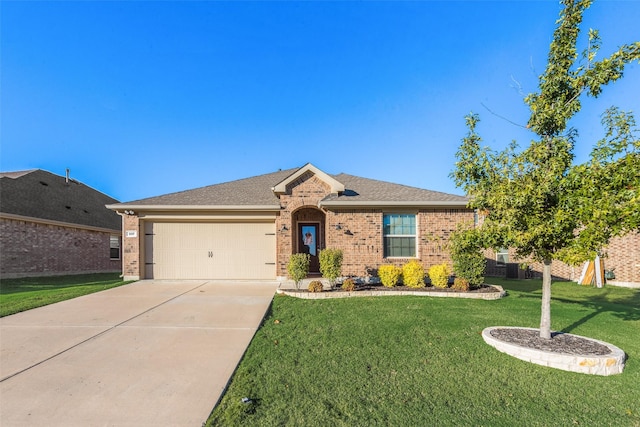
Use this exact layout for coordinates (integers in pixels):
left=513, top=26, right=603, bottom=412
left=496, top=248, right=509, bottom=266
left=383, top=213, right=417, bottom=258
left=110, top=235, right=121, bottom=260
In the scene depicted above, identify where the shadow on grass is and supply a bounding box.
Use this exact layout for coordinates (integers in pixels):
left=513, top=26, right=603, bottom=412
left=555, top=291, right=640, bottom=332
left=488, top=277, right=640, bottom=332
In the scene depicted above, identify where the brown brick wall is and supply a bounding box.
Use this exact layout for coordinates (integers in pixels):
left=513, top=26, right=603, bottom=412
left=325, top=209, right=383, bottom=277
left=276, top=172, right=332, bottom=276
left=602, top=232, right=639, bottom=283
left=484, top=249, right=580, bottom=281
left=274, top=170, right=478, bottom=279
left=484, top=231, right=639, bottom=283
left=0, top=217, right=121, bottom=278
left=122, top=214, right=141, bottom=280
left=326, top=208, right=474, bottom=278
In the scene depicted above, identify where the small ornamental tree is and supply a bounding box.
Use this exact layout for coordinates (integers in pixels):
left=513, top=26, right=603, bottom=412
left=287, top=253, right=310, bottom=290
left=319, top=248, right=343, bottom=290
left=449, top=226, right=486, bottom=288
left=451, top=0, right=640, bottom=339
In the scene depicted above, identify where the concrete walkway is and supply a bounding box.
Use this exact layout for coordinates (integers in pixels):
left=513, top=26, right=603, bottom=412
left=0, top=280, right=279, bottom=426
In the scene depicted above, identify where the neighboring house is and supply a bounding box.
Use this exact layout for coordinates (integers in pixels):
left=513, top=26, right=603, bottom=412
left=107, top=163, right=473, bottom=281
left=0, top=169, right=122, bottom=278
left=484, top=233, right=639, bottom=285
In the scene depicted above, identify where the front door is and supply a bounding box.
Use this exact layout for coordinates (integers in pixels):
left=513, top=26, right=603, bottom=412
left=298, top=223, right=320, bottom=273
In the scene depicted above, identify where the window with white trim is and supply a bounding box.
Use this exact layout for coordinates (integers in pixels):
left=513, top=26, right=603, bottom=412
left=496, top=248, right=509, bottom=266
left=110, top=235, right=121, bottom=260
left=383, top=214, right=416, bottom=257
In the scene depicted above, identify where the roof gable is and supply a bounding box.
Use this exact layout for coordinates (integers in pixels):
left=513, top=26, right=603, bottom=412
left=272, top=163, right=345, bottom=195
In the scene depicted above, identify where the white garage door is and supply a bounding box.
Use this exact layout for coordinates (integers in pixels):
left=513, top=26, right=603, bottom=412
left=144, top=222, right=276, bottom=280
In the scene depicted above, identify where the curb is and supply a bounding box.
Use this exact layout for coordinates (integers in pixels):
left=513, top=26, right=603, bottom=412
left=482, top=326, right=626, bottom=376
left=276, top=284, right=506, bottom=300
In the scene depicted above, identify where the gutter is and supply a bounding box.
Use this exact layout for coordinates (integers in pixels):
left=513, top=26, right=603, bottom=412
left=105, top=204, right=282, bottom=212
left=0, top=212, right=121, bottom=234
left=318, top=200, right=469, bottom=208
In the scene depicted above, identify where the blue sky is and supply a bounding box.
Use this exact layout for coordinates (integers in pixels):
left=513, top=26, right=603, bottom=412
left=2, top=1, right=639, bottom=202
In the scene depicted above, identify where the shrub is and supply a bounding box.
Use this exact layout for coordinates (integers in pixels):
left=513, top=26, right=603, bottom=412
left=428, top=264, right=451, bottom=288
left=308, top=280, right=324, bottom=293
left=402, top=260, right=425, bottom=288
left=319, top=248, right=343, bottom=289
left=452, top=277, right=470, bottom=292
left=287, top=253, right=310, bottom=289
left=378, top=264, right=402, bottom=288
left=341, top=278, right=356, bottom=292
left=449, top=227, right=486, bottom=287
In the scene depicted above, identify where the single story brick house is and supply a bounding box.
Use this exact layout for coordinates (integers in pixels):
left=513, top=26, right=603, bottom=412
left=0, top=169, right=122, bottom=278
left=107, top=163, right=474, bottom=281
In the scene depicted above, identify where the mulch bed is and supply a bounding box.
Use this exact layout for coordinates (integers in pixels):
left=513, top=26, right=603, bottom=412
left=489, top=328, right=612, bottom=356
left=357, top=284, right=499, bottom=293
left=285, top=284, right=500, bottom=293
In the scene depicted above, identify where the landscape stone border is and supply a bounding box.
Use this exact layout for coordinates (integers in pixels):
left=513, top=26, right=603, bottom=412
left=482, top=326, right=626, bottom=376
left=276, top=284, right=506, bottom=300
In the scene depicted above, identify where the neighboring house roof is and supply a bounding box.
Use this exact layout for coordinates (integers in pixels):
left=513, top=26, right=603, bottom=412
left=109, top=163, right=468, bottom=211
left=0, top=169, right=121, bottom=231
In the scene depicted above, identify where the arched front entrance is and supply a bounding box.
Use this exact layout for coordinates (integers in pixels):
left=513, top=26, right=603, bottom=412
left=292, top=207, right=326, bottom=273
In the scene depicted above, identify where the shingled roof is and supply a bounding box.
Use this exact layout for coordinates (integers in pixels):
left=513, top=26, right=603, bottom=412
left=323, top=173, right=468, bottom=206
left=109, top=164, right=468, bottom=210
left=0, top=169, right=121, bottom=231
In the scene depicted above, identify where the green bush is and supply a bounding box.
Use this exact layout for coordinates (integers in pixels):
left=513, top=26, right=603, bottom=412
left=308, top=280, right=324, bottom=293
left=341, top=278, right=356, bottom=292
left=402, top=260, right=425, bottom=288
left=287, top=253, right=310, bottom=289
left=378, top=264, right=402, bottom=288
left=428, top=264, right=451, bottom=288
left=449, top=227, right=486, bottom=287
left=319, top=248, right=343, bottom=289
left=452, top=277, right=470, bottom=292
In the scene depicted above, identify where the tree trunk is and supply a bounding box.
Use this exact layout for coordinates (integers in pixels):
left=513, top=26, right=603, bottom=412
left=540, top=258, right=552, bottom=339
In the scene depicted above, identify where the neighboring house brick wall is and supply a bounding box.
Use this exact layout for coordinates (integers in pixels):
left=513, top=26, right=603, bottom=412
left=485, top=231, right=639, bottom=284
left=0, top=217, right=121, bottom=278
left=601, top=232, right=639, bottom=283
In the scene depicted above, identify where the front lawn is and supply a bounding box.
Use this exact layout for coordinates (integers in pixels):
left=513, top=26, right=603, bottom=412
left=207, top=279, right=640, bottom=426
left=0, top=273, right=131, bottom=317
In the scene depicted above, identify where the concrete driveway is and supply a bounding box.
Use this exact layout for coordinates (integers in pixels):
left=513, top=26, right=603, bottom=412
left=0, top=280, right=279, bottom=426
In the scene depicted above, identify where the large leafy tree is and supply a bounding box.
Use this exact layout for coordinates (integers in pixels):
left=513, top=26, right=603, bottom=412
left=451, top=0, right=640, bottom=339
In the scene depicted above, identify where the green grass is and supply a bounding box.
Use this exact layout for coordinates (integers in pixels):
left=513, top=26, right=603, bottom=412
left=0, top=273, right=132, bottom=317
left=207, top=279, right=640, bottom=426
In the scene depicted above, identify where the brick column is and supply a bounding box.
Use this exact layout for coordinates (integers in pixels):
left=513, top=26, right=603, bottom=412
left=122, top=214, right=141, bottom=280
